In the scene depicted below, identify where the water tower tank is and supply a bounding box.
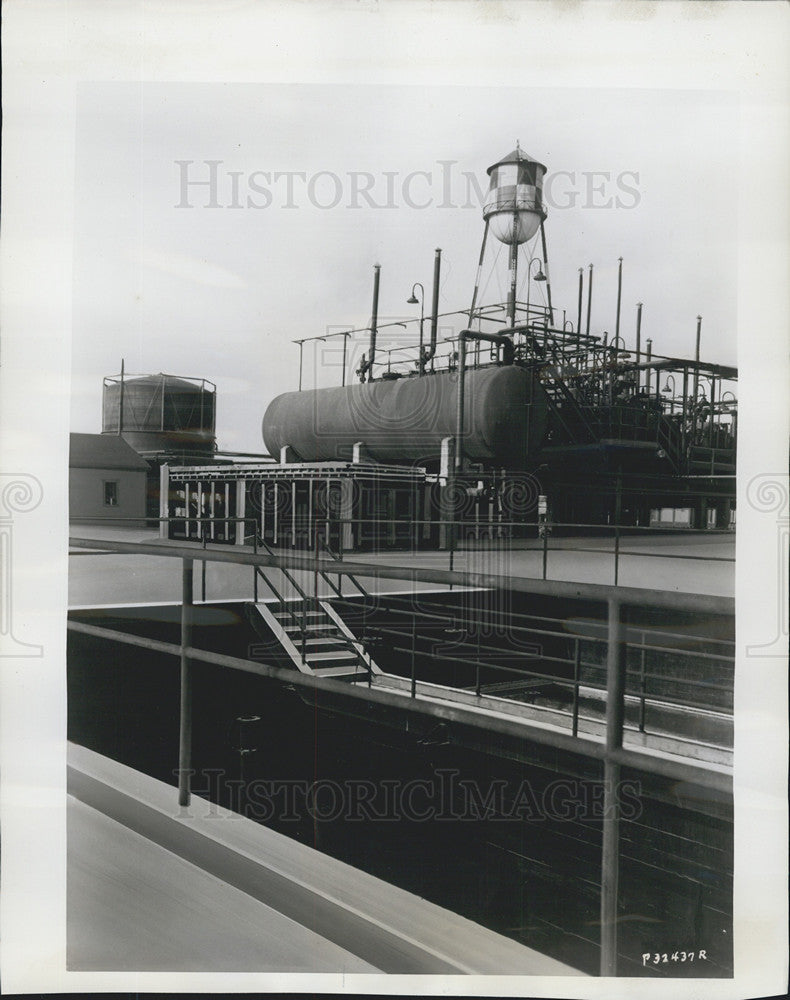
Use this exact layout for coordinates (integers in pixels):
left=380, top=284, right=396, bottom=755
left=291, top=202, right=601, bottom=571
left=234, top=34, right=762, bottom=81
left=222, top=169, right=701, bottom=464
left=102, top=373, right=217, bottom=460
left=483, top=145, right=547, bottom=245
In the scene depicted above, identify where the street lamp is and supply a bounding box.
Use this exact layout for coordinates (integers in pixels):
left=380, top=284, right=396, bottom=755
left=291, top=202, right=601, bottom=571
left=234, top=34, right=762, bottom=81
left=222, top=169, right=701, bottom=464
left=407, top=282, right=426, bottom=374
left=525, top=257, right=547, bottom=325
left=662, top=374, right=676, bottom=413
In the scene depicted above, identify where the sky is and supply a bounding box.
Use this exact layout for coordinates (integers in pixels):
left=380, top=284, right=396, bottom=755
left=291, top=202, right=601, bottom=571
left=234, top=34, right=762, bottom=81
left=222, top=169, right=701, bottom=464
left=71, top=82, right=738, bottom=454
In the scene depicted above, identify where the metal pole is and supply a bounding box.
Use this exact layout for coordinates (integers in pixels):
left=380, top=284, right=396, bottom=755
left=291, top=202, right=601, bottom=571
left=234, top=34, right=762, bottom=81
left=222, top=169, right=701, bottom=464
left=572, top=638, right=581, bottom=736
left=418, top=294, right=425, bottom=375
left=635, top=303, right=642, bottom=391
left=645, top=339, right=652, bottom=396
left=600, top=596, right=627, bottom=976
left=540, top=221, right=553, bottom=325
left=614, top=470, right=622, bottom=586
left=178, top=559, right=194, bottom=807
left=410, top=614, right=417, bottom=698
left=341, top=332, right=348, bottom=387
left=507, top=220, right=519, bottom=328
left=693, top=315, right=702, bottom=404
left=118, top=359, right=125, bottom=436
left=469, top=223, right=490, bottom=366
left=369, top=264, right=381, bottom=380
left=577, top=268, right=583, bottom=337
left=454, top=333, right=468, bottom=472
left=615, top=257, right=623, bottom=343
left=586, top=263, right=593, bottom=337
left=428, top=248, right=442, bottom=372
left=542, top=523, right=548, bottom=581
left=297, top=341, right=304, bottom=392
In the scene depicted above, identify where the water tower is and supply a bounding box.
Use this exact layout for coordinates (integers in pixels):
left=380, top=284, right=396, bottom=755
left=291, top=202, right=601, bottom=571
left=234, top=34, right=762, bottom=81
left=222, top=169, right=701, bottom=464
left=470, top=144, right=551, bottom=329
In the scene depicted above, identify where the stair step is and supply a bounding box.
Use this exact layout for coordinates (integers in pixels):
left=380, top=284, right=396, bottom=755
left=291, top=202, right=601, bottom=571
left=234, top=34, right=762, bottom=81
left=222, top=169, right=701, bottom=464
left=284, top=623, right=337, bottom=634
left=303, top=637, right=347, bottom=647
left=274, top=609, right=324, bottom=620
left=312, top=665, right=367, bottom=678
left=305, top=650, right=358, bottom=662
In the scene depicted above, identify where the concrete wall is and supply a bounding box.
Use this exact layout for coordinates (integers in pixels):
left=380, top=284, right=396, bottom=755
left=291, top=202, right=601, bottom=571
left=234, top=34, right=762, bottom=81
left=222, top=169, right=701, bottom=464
left=69, top=467, right=147, bottom=525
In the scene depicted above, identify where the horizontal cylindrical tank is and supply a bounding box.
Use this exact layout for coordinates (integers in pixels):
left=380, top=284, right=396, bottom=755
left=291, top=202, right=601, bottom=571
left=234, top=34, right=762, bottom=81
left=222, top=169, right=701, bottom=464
left=102, top=374, right=216, bottom=457
left=262, top=366, right=548, bottom=467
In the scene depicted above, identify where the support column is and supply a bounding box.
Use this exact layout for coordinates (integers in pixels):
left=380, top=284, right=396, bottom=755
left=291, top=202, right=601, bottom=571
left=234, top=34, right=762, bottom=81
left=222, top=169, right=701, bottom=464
left=235, top=480, right=246, bottom=546
left=600, top=597, right=627, bottom=976
left=159, top=464, right=169, bottom=540
left=178, top=559, right=194, bottom=807
left=439, top=436, right=456, bottom=551
left=209, top=480, right=216, bottom=541
left=291, top=482, right=297, bottom=547
left=340, top=477, right=354, bottom=553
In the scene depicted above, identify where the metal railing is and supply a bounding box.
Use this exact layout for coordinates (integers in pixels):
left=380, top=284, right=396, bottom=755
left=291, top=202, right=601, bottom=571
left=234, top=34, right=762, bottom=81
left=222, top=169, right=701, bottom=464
left=68, top=533, right=733, bottom=976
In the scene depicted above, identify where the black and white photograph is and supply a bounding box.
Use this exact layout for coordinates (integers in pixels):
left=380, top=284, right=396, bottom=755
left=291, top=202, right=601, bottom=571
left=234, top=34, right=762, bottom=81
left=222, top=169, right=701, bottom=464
left=1, top=2, right=788, bottom=997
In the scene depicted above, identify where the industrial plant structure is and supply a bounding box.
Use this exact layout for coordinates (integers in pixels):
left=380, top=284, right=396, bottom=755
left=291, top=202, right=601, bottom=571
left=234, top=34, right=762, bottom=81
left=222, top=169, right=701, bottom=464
left=68, top=144, right=739, bottom=978
left=158, top=145, right=736, bottom=551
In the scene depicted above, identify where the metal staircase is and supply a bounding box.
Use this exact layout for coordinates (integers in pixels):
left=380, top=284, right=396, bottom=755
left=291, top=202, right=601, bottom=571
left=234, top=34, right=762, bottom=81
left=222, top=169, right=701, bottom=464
left=245, top=537, right=381, bottom=682
left=526, top=336, right=599, bottom=445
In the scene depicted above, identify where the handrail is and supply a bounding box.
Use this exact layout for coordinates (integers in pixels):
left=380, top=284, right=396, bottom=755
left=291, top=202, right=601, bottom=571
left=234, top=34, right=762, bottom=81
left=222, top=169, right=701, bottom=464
left=68, top=536, right=734, bottom=615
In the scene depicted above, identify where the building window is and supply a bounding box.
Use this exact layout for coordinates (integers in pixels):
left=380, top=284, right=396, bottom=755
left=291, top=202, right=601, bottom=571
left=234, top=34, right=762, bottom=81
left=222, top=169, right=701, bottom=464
left=104, top=481, right=119, bottom=507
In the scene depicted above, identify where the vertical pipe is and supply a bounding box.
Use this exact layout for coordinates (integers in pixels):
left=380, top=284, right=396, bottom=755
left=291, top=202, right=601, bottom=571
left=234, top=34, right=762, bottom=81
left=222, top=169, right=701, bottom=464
left=693, top=314, right=702, bottom=405
left=586, top=264, right=594, bottom=337
left=635, top=303, right=643, bottom=391
left=614, top=469, right=622, bottom=586
left=454, top=333, right=467, bottom=471
left=178, top=559, right=194, bottom=807
left=427, top=248, right=442, bottom=371
left=410, top=614, right=417, bottom=698
left=577, top=268, right=584, bottom=337
left=369, top=264, right=381, bottom=380
left=297, top=341, right=304, bottom=392
left=615, top=257, right=623, bottom=343
left=542, top=524, right=548, bottom=581
left=638, top=633, right=647, bottom=733
left=341, top=332, right=348, bottom=387
left=507, top=222, right=519, bottom=328
left=645, top=339, right=652, bottom=396
left=539, top=221, right=554, bottom=325
left=600, top=596, right=627, bottom=976
left=314, top=518, right=320, bottom=612
left=118, top=359, right=125, bottom=436
left=418, top=296, right=425, bottom=376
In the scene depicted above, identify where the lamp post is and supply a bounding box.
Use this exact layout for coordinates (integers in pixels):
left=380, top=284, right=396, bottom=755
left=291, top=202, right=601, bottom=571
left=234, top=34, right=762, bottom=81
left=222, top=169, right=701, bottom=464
left=525, top=257, right=547, bottom=326
left=720, top=390, right=737, bottom=441
left=407, top=282, right=426, bottom=374
left=662, top=374, right=676, bottom=414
